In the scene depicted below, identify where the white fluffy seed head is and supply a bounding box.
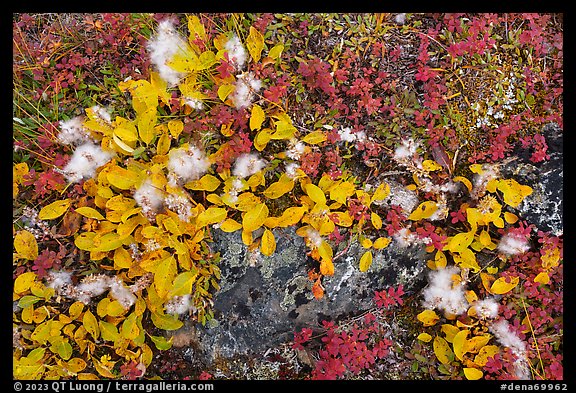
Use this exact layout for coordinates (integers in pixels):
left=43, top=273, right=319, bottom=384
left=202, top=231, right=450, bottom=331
left=167, top=145, right=211, bottom=183
left=147, top=19, right=188, bottom=87
left=62, top=142, right=114, bottom=183
left=232, top=153, right=266, bottom=178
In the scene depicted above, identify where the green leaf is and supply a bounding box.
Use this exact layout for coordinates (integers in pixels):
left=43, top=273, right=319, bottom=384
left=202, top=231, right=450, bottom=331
left=151, top=335, right=173, bottom=351
left=151, top=312, right=183, bottom=331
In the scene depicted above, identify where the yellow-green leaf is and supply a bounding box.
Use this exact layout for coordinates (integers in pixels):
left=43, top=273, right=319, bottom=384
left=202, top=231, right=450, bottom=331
left=138, top=107, right=158, bottom=145
left=151, top=312, right=183, bottom=331
left=75, top=206, right=105, bottom=220
left=371, top=183, right=391, bottom=204
left=169, top=270, right=198, bottom=298
left=82, top=310, right=100, bottom=340
left=359, top=250, right=373, bottom=272
left=120, top=313, right=140, bottom=340
left=38, top=199, right=72, bottom=220
left=260, top=229, right=276, bottom=256
left=250, top=104, right=265, bottom=131
left=246, top=26, right=264, bottom=63
left=188, top=15, right=206, bottom=40
left=242, top=202, right=269, bottom=232
left=301, top=130, right=327, bottom=145
left=371, top=212, right=383, bottom=230
left=151, top=335, right=173, bottom=351
left=268, top=43, right=284, bottom=59
left=490, top=276, right=519, bottom=295
left=154, top=255, right=177, bottom=299
left=433, top=335, right=454, bottom=365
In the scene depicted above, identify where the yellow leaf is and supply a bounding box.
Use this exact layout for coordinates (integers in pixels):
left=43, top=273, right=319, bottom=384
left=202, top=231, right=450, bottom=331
left=358, top=251, right=373, bottom=272
left=113, top=133, right=135, bottom=154
left=219, top=218, right=243, bottom=232
left=330, top=181, right=356, bottom=204
left=82, top=310, right=100, bottom=340
left=38, top=199, right=72, bottom=220
left=254, top=128, right=273, bottom=151
left=463, top=367, right=483, bottom=380
left=154, top=255, right=177, bottom=299
left=196, top=207, right=227, bottom=228
left=417, top=333, right=433, bottom=342
left=167, top=119, right=184, bottom=139
left=75, top=206, right=105, bottom=220
left=242, top=229, right=253, bottom=246
left=260, top=229, right=276, bottom=256
left=434, top=251, right=448, bottom=269
left=218, top=84, right=235, bottom=102
left=263, top=175, right=294, bottom=199
left=276, top=206, right=307, bottom=227
left=305, top=183, right=326, bottom=206
left=332, top=211, right=353, bottom=227
left=14, top=231, right=39, bottom=260
left=504, top=211, right=519, bottom=224
left=137, top=107, right=158, bottom=145
left=371, top=212, right=383, bottom=230
left=170, top=270, right=198, bottom=297
left=69, top=302, right=84, bottom=320
left=268, top=43, right=284, bottom=59
left=534, top=272, right=550, bottom=285
left=469, top=164, right=484, bottom=174
left=107, top=166, right=140, bottom=190
left=185, top=174, right=221, bottom=192
left=441, top=324, right=460, bottom=343
left=453, top=176, right=473, bottom=192
left=408, top=201, right=438, bottom=221
left=490, top=276, right=519, bottom=295
left=474, top=345, right=499, bottom=367
left=320, top=258, right=334, bottom=276
left=156, top=132, right=171, bottom=156
left=465, top=334, right=492, bottom=353
left=14, top=272, right=37, bottom=294
left=301, top=130, right=327, bottom=145
left=497, top=179, right=533, bottom=208
left=361, top=238, right=373, bottom=249
left=67, top=358, right=88, bottom=373
left=445, top=230, right=475, bottom=253
left=479, top=230, right=492, bottom=247
left=242, top=202, right=269, bottom=232
left=270, top=120, right=296, bottom=140
left=120, top=313, right=140, bottom=340
left=373, top=237, right=391, bottom=250
left=453, top=329, right=469, bottom=361
left=453, top=247, right=481, bottom=272
left=433, top=335, right=453, bottom=365
left=106, top=300, right=127, bottom=317
left=113, top=247, right=133, bottom=269
left=417, top=310, right=440, bottom=326
left=92, top=232, right=123, bottom=252
left=250, top=104, right=265, bottom=131
left=187, top=15, right=206, bottom=41
left=246, top=26, right=264, bottom=63
left=422, top=159, right=443, bottom=171
left=371, top=183, right=390, bottom=204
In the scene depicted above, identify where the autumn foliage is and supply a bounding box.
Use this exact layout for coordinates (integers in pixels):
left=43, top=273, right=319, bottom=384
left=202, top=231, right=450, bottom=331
left=13, top=13, right=562, bottom=380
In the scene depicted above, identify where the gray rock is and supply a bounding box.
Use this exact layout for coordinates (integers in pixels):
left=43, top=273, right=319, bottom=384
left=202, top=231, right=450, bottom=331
left=500, top=124, right=563, bottom=236
left=193, top=226, right=428, bottom=363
